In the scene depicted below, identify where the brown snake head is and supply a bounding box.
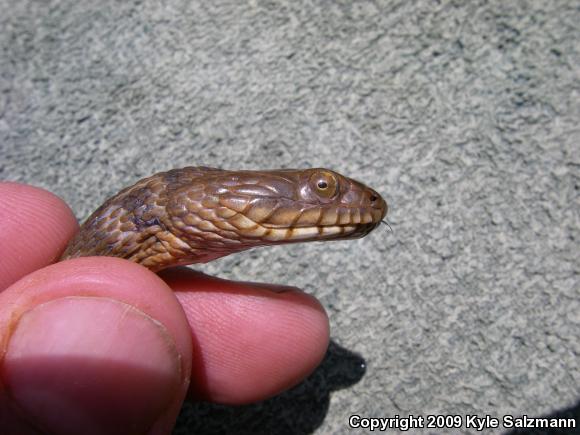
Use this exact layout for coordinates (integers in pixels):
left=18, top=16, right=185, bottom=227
left=61, top=167, right=388, bottom=271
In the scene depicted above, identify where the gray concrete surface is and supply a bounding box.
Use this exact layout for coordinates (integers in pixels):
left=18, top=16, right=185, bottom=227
left=1, top=1, right=579, bottom=434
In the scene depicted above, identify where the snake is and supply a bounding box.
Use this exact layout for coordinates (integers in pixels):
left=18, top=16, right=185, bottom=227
left=61, top=167, right=388, bottom=271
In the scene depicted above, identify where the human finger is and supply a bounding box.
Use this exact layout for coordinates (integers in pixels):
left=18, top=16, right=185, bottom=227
left=160, top=268, right=330, bottom=404
left=0, top=182, right=78, bottom=291
left=0, top=257, right=192, bottom=435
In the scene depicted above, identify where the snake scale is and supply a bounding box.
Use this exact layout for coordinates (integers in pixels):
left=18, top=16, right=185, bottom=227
left=61, top=167, right=388, bottom=271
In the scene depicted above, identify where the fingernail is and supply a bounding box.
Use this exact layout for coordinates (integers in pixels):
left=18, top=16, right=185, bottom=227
left=3, top=296, right=182, bottom=435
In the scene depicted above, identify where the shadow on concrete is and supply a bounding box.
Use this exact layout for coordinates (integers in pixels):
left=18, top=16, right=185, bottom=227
left=174, top=340, right=366, bottom=435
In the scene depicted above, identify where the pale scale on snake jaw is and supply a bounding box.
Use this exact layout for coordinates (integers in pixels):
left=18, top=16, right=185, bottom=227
left=61, top=167, right=388, bottom=271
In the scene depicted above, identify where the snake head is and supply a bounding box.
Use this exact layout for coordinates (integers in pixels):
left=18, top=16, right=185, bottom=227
left=62, top=167, right=388, bottom=271
left=166, top=168, right=387, bottom=251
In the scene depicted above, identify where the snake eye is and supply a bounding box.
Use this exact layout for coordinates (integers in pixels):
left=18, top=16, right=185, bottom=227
left=310, top=171, right=338, bottom=199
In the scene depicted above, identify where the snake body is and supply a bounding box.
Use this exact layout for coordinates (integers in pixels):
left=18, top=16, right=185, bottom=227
left=61, top=167, right=387, bottom=271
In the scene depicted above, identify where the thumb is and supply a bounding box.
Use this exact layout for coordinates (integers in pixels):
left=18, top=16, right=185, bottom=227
left=0, top=258, right=192, bottom=435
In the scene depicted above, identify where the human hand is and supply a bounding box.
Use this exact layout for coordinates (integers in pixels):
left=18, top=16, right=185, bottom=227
left=0, top=182, right=329, bottom=435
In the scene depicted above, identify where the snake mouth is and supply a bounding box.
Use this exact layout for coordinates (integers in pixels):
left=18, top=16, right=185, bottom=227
left=228, top=221, right=380, bottom=244
left=288, top=222, right=380, bottom=241
left=208, top=200, right=387, bottom=244
left=228, top=207, right=384, bottom=243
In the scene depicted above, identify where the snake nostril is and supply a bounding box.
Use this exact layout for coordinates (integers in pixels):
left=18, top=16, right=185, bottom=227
left=370, top=194, right=378, bottom=202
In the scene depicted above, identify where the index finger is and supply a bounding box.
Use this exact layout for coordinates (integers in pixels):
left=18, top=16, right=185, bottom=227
left=0, top=182, right=78, bottom=291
